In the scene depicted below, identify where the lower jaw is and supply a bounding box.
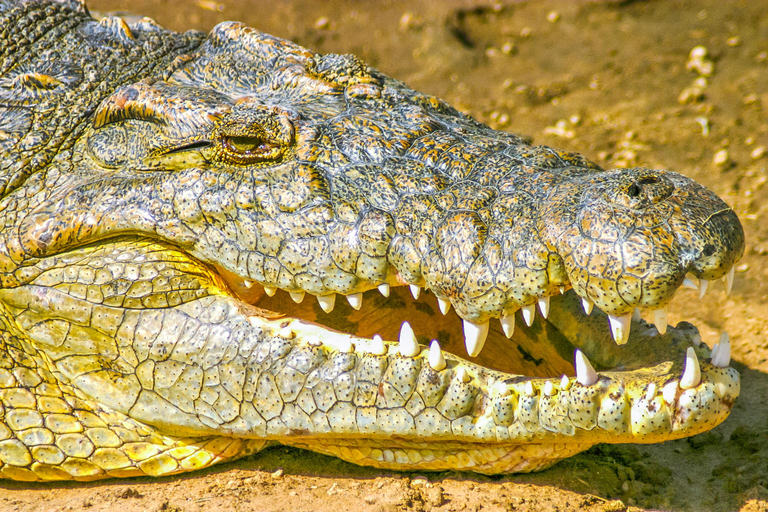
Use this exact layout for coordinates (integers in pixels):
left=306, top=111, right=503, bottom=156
left=239, top=287, right=739, bottom=472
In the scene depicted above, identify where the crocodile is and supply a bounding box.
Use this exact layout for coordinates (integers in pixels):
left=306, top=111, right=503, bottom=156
left=0, top=0, right=745, bottom=482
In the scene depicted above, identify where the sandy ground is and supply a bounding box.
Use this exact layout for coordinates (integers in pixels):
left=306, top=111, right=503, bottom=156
left=3, top=0, right=768, bottom=510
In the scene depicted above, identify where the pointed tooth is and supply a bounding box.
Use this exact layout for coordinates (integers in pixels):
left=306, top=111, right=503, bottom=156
left=337, top=337, right=353, bottom=353
left=632, top=308, right=641, bottom=322
left=582, top=297, right=594, bottom=315
left=662, top=381, right=679, bottom=404
left=347, top=293, right=363, bottom=310
left=243, top=279, right=255, bottom=289
left=558, top=286, right=566, bottom=294
left=574, top=349, right=598, bottom=386
left=410, top=285, right=422, bottom=300
left=608, top=313, right=631, bottom=345
left=521, top=304, right=536, bottom=326
left=543, top=380, right=555, bottom=396
left=560, top=374, right=571, bottom=390
left=652, top=308, right=668, bottom=335
left=692, top=333, right=702, bottom=347
left=378, top=283, right=390, bottom=297
left=437, top=297, right=451, bottom=315
left=317, top=294, right=336, bottom=313
left=279, top=327, right=296, bottom=339
left=370, top=335, right=387, bottom=356
left=264, top=286, right=277, bottom=297
left=524, top=380, right=535, bottom=396
left=699, top=279, right=709, bottom=298
left=463, top=319, right=490, bottom=358
left=644, top=382, right=657, bottom=402
left=711, top=332, right=731, bottom=367
left=492, top=381, right=511, bottom=396
left=306, top=336, right=322, bottom=346
left=398, top=322, right=420, bottom=357
left=710, top=343, right=720, bottom=361
left=538, top=296, right=550, bottom=319
left=680, top=347, right=701, bottom=389
left=683, top=273, right=699, bottom=290
left=500, top=315, right=515, bottom=338
left=428, top=340, right=446, bottom=371
left=724, top=266, right=735, bottom=295
left=456, top=367, right=471, bottom=383
left=289, top=291, right=305, bottom=303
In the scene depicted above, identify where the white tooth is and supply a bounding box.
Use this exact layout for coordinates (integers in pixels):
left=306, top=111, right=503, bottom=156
left=582, top=297, right=594, bottom=315
left=317, top=294, right=336, bottom=313
left=662, top=381, right=679, bottom=404
left=410, top=285, right=422, bottom=300
left=337, top=337, right=353, bottom=353
left=608, top=313, right=632, bottom=345
left=492, top=381, right=511, bottom=396
left=398, top=322, right=420, bottom=357
left=560, top=374, right=571, bottom=390
left=574, top=349, right=598, bottom=386
left=243, top=279, right=255, bottom=289
left=378, top=283, right=390, bottom=297
left=500, top=315, right=515, bottom=338
left=279, top=327, right=295, bottom=339
left=538, top=296, right=550, bottom=319
left=699, top=279, right=709, bottom=298
left=290, top=291, right=305, bottom=303
left=710, top=343, right=720, bottom=361
left=632, top=308, right=641, bottom=322
left=712, top=331, right=731, bottom=367
left=652, top=308, right=668, bottom=335
left=522, top=304, right=536, bottom=326
left=347, top=293, right=363, bottom=310
left=370, top=334, right=387, bottom=356
left=456, top=367, right=471, bottom=383
left=543, top=380, right=555, bottom=396
left=644, top=382, right=657, bottom=402
left=437, top=297, right=451, bottom=315
left=680, top=347, right=701, bottom=390
left=306, top=336, right=322, bottom=346
left=683, top=273, right=699, bottom=290
left=692, top=333, right=702, bottom=347
left=264, top=286, right=277, bottom=297
left=724, top=266, right=735, bottom=295
left=428, top=340, right=446, bottom=371
left=558, top=286, right=566, bottom=294
left=524, top=380, right=535, bottom=396
left=463, top=319, right=490, bottom=358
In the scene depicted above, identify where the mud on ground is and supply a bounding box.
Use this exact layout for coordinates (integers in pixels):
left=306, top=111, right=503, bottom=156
left=3, top=0, right=768, bottom=511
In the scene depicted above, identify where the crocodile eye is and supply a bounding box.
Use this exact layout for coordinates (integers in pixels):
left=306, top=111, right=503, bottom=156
left=226, top=136, right=263, bottom=152
left=220, top=135, right=283, bottom=164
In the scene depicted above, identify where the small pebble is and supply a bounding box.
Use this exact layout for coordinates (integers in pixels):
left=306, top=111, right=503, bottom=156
left=751, top=146, right=765, bottom=159
left=547, top=11, right=560, bottom=23
left=314, top=17, right=330, bottom=30
left=271, top=468, right=284, bottom=478
left=713, top=149, right=730, bottom=167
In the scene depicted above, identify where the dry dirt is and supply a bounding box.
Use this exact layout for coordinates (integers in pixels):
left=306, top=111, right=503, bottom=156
left=3, top=0, right=768, bottom=511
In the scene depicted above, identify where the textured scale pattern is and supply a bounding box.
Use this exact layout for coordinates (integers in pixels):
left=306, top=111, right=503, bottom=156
left=0, top=0, right=745, bottom=480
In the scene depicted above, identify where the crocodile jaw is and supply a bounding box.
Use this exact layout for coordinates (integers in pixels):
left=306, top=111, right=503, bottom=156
left=220, top=279, right=740, bottom=474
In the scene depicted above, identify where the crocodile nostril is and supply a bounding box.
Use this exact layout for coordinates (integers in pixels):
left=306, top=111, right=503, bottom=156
left=627, top=182, right=641, bottom=197
left=638, top=176, right=660, bottom=185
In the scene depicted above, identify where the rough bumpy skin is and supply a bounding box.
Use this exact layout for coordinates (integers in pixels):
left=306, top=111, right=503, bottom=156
left=0, top=0, right=745, bottom=481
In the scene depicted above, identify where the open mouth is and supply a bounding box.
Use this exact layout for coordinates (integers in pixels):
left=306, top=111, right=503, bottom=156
left=215, top=261, right=740, bottom=472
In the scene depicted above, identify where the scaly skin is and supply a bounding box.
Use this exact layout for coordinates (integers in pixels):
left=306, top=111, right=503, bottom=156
left=0, top=0, right=744, bottom=481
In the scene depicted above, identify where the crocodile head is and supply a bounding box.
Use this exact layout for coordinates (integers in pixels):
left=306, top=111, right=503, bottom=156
left=0, top=1, right=744, bottom=478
